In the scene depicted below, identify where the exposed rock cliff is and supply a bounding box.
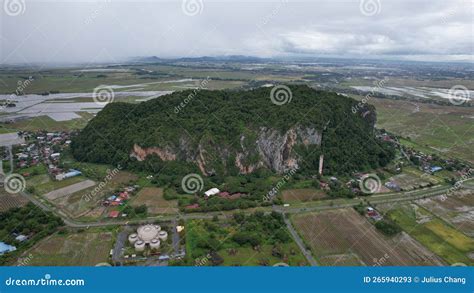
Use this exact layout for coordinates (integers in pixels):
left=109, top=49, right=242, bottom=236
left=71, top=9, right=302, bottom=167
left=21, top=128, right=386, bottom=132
left=130, top=126, right=322, bottom=175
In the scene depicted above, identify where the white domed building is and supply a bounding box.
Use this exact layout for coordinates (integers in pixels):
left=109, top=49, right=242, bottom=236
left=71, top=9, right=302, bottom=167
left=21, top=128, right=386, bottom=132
left=129, top=224, right=165, bottom=252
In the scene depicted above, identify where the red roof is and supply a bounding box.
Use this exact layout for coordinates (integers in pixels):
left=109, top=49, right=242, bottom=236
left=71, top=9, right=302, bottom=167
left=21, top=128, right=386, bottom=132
left=186, top=204, right=200, bottom=209
left=108, top=211, right=120, bottom=218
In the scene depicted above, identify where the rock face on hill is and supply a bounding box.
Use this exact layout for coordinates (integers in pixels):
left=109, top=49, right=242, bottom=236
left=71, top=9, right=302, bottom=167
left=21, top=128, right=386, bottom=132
left=71, top=85, right=393, bottom=176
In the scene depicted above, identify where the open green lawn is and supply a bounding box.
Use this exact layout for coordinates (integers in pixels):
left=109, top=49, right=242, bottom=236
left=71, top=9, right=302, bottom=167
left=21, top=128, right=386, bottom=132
left=35, top=176, right=86, bottom=195
left=26, top=174, right=51, bottom=186
left=18, top=164, right=48, bottom=176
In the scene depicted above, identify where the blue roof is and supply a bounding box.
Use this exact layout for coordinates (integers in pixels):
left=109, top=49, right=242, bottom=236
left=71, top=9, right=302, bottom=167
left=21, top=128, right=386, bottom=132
left=64, top=170, right=81, bottom=177
left=430, top=166, right=443, bottom=172
left=0, top=242, right=16, bottom=254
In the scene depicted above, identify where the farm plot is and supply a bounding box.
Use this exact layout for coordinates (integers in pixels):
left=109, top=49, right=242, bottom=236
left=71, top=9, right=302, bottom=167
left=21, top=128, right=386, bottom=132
left=0, top=191, right=28, bottom=212
left=218, top=243, right=308, bottom=266
left=292, top=208, right=444, bottom=266
left=416, top=190, right=474, bottom=236
left=282, top=188, right=326, bottom=203
left=19, top=231, right=114, bottom=266
left=385, top=203, right=474, bottom=265
left=130, top=187, right=177, bottom=214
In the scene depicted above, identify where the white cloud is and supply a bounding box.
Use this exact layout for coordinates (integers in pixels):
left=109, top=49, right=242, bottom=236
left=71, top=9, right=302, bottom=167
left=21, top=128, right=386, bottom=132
left=0, top=0, right=472, bottom=64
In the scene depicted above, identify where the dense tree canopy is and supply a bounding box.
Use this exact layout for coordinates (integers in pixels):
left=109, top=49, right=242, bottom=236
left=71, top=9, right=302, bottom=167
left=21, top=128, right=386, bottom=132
left=72, top=85, right=394, bottom=177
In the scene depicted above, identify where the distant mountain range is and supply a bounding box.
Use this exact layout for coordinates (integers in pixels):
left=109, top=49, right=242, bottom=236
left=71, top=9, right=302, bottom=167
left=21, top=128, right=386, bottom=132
left=135, top=55, right=269, bottom=64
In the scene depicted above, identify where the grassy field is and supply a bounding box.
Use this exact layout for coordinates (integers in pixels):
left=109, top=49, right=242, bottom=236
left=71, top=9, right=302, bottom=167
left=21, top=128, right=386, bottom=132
left=292, top=208, right=445, bottom=266
left=281, top=188, right=327, bottom=203
left=26, top=174, right=51, bottom=186
left=0, top=67, right=252, bottom=94
left=385, top=204, right=474, bottom=265
left=130, top=187, right=178, bottom=215
left=18, top=230, right=114, bottom=266
left=35, top=176, right=86, bottom=195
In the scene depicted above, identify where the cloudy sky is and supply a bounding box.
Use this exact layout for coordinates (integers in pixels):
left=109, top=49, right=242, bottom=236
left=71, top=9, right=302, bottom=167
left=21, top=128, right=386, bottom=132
left=0, top=0, right=472, bottom=64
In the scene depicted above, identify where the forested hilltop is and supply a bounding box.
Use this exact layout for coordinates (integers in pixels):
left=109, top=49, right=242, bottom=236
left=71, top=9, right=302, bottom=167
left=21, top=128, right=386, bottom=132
left=71, top=85, right=395, bottom=178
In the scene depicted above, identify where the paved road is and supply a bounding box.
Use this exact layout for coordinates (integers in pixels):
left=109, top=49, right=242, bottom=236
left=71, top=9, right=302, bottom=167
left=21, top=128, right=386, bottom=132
left=282, top=214, right=318, bottom=266
left=112, top=230, right=129, bottom=265
left=19, top=179, right=473, bottom=229
left=171, top=219, right=180, bottom=255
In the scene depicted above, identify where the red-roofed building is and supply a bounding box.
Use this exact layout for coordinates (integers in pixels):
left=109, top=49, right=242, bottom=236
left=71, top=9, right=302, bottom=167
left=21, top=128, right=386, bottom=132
left=219, top=191, right=230, bottom=197
left=185, top=204, right=200, bottom=210
left=108, top=211, right=120, bottom=218
left=119, top=192, right=129, bottom=200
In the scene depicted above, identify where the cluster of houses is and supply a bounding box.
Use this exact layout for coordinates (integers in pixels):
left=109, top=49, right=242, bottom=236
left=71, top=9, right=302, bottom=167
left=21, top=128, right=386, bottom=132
left=203, top=188, right=246, bottom=199
left=403, top=147, right=445, bottom=174
left=14, top=131, right=81, bottom=181
left=377, top=132, right=449, bottom=174
left=104, top=185, right=138, bottom=218
left=0, top=234, right=29, bottom=256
